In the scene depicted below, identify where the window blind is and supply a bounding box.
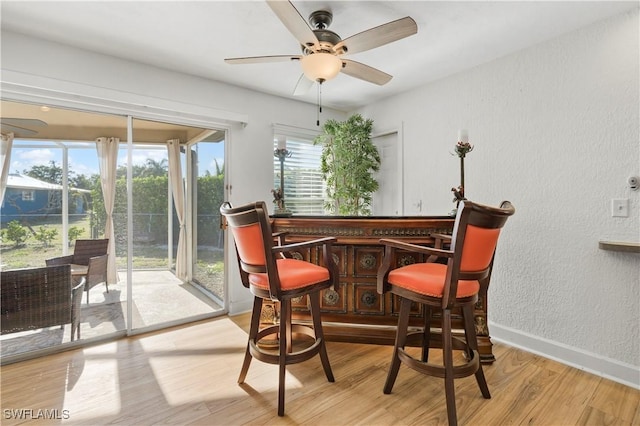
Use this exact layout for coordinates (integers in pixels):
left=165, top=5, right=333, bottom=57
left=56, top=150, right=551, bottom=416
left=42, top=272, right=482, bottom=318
left=273, top=136, right=325, bottom=215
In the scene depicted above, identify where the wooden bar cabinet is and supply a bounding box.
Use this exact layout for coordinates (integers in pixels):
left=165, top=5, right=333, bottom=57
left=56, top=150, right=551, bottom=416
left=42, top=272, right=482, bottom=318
left=269, top=215, right=499, bottom=364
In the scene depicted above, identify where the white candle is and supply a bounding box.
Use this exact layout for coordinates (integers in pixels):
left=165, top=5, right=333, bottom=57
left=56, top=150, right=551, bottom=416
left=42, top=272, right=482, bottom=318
left=457, top=129, right=469, bottom=143
left=277, top=137, right=286, bottom=150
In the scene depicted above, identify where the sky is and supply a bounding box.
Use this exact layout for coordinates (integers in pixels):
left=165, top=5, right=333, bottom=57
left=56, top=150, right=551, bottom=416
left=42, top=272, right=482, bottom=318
left=10, top=140, right=225, bottom=178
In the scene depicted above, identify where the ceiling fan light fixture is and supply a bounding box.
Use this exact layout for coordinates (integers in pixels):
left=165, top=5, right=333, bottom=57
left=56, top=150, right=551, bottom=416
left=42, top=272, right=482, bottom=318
left=301, top=53, right=342, bottom=82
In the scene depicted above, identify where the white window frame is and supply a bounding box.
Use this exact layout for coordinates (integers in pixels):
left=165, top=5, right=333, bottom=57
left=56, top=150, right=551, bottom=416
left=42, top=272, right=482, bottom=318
left=273, top=124, right=325, bottom=215
left=21, top=190, right=35, bottom=201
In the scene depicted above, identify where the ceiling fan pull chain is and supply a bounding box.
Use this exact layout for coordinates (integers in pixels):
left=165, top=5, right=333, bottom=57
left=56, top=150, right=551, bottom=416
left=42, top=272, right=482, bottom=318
left=317, top=80, right=323, bottom=126
left=316, top=79, right=327, bottom=126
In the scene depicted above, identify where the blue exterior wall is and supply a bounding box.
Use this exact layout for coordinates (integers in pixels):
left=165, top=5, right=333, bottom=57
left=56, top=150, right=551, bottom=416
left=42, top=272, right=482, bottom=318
left=1, top=188, right=53, bottom=219
left=0, top=189, right=88, bottom=223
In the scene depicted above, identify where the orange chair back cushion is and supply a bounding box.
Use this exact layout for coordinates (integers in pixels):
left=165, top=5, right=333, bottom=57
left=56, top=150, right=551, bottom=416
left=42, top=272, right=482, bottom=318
left=460, top=225, right=501, bottom=272
left=230, top=223, right=266, bottom=266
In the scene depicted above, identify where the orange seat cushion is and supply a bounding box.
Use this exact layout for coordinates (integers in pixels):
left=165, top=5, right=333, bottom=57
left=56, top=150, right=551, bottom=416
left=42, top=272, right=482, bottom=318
left=387, top=263, right=480, bottom=298
left=249, top=258, right=330, bottom=291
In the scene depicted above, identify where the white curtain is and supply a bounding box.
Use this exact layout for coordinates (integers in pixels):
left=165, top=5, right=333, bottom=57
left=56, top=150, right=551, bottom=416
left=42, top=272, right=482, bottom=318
left=0, top=133, right=14, bottom=203
left=167, top=139, right=187, bottom=280
left=96, top=137, right=119, bottom=284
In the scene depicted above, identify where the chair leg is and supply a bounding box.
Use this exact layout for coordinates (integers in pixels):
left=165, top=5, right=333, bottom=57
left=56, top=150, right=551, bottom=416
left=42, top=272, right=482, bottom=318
left=309, top=291, right=334, bottom=382
left=422, top=305, right=432, bottom=362
left=278, top=299, right=292, bottom=417
left=86, top=288, right=90, bottom=304
left=238, top=297, right=262, bottom=384
left=462, top=304, right=491, bottom=399
left=442, top=309, right=458, bottom=426
left=384, top=296, right=411, bottom=394
left=285, top=300, right=293, bottom=354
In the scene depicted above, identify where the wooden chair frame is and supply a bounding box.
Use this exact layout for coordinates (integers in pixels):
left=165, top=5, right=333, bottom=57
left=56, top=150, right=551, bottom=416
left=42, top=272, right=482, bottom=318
left=221, top=201, right=338, bottom=416
left=377, top=200, right=515, bottom=426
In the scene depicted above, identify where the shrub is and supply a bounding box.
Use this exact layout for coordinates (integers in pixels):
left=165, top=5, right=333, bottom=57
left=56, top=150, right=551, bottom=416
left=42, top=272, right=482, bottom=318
left=4, top=220, right=30, bottom=247
left=68, top=226, right=84, bottom=243
left=34, top=226, right=58, bottom=247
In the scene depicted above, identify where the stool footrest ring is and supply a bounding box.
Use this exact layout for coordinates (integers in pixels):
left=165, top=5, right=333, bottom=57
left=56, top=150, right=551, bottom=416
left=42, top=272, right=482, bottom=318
left=397, top=347, right=480, bottom=379
left=249, top=324, right=323, bottom=365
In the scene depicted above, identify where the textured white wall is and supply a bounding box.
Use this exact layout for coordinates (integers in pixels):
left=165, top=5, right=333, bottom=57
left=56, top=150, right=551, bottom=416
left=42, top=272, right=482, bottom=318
left=358, top=9, right=639, bottom=385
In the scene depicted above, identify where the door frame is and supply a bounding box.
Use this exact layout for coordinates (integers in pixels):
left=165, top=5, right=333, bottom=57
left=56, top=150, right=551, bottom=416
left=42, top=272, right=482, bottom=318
left=371, top=122, right=404, bottom=216
left=2, top=85, right=236, bottom=334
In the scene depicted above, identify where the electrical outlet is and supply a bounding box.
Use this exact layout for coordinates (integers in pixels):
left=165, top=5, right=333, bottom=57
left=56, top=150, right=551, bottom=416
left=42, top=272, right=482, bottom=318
left=611, top=199, right=629, bottom=217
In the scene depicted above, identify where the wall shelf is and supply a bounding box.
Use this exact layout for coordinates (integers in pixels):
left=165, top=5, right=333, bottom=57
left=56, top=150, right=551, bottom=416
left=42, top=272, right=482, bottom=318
left=598, top=241, right=640, bottom=253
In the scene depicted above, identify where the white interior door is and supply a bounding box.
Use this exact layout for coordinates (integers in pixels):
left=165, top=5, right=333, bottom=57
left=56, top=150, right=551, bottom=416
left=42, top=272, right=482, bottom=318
left=372, top=131, right=402, bottom=216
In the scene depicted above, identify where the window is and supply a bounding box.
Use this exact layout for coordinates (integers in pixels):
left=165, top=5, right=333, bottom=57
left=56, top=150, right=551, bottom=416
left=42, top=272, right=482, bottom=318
left=22, top=190, right=35, bottom=201
left=273, top=130, right=325, bottom=215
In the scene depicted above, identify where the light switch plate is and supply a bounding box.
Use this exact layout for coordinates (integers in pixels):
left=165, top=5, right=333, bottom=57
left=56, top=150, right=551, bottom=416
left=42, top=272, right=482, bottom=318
left=611, top=199, right=629, bottom=217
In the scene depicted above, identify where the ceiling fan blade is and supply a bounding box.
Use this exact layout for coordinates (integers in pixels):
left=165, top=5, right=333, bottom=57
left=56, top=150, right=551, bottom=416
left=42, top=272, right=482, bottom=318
left=266, top=0, right=319, bottom=50
left=1, top=118, right=47, bottom=127
left=1, top=123, right=39, bottom=137
left=335, top=17, right=417, bottom=55
left=341, top=59, right=392, bottom=86
left=293, top=74, right=314, bottom=96
left=225, top=55, right=302, bottom=64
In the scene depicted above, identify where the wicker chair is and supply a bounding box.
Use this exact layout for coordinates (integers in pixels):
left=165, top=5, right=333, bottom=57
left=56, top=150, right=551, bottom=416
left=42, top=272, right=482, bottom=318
left=46, top=239, right=109, bottom=266
left=1, top=264, right=84, bottom=341
left=83, top=254, right=108, bottom=304
left=46, top=239, right=109, bottom=304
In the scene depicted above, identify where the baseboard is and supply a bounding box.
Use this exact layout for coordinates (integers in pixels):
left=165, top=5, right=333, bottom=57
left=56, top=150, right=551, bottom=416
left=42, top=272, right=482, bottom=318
left=228, top=299, right=254, bottom=316
left=489, top=322, right=640, bottom=390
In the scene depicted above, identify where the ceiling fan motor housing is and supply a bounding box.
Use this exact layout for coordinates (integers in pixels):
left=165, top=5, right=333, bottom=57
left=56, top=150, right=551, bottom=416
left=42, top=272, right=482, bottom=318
left=302, top=10, right=347, bottom=55
left=303, top=29, right=345, bottom=55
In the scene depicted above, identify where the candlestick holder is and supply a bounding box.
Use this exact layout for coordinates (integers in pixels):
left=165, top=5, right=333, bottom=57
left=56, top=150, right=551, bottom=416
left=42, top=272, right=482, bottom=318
left=450, top=135, right=474, bottom=216
left=273, top=147, right=293, bottom=216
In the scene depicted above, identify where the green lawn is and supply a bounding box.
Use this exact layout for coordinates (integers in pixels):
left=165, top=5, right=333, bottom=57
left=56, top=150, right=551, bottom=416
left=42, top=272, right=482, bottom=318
left=1, top=216, right=224, bottom=281
left=1, top=215, right=93, bottom=269
left=1, top=216, right=171, bottom=270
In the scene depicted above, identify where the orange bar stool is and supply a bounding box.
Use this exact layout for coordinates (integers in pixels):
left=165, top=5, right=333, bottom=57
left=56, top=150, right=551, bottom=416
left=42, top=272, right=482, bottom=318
left=220, top=201, right=339, bottom=416
left=377, top=200, right=515, bottom=426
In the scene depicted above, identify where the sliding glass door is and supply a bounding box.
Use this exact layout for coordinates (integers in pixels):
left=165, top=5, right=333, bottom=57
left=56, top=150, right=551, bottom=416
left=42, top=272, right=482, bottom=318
left=188, top=136, right=226, bottom=304
left=0, top=100, right=226, bottom=361
left=123, top=118, right=225, bottom=331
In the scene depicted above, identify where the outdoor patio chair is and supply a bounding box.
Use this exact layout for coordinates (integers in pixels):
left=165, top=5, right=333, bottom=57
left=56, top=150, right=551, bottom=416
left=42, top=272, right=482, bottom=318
left=46, top=239, right=109, bottom=304
left=1, top=264, right=84, bottom=341
left=46, top=239, right=109, bottom=267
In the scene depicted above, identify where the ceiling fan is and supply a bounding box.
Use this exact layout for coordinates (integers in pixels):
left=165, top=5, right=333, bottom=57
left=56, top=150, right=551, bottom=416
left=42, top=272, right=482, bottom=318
left=1, top=118, right=47, bottom=137
left=225, top=0, right=418, bottom=95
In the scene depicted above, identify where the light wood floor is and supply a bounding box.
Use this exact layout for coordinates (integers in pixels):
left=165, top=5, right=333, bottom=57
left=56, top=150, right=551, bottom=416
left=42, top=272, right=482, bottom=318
left=1, top=314, right=638, bottom=425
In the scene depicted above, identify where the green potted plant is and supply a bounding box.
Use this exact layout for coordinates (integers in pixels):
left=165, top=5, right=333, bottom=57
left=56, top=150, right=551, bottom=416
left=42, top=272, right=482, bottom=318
left=314, top=113, right=381, bottom=216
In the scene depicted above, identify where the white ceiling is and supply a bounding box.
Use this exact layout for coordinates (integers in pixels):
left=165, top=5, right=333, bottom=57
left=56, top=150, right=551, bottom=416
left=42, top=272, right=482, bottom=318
left=1, top=1, right=637, bottom=111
